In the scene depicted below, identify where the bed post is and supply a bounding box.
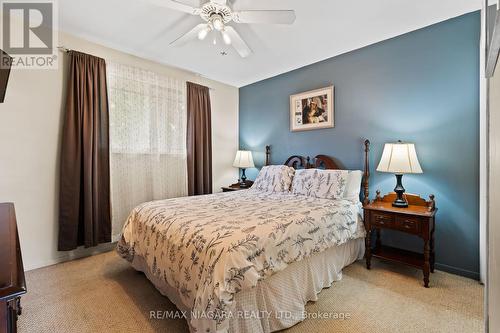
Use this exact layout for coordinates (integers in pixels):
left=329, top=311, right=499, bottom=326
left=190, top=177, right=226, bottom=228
left=265, top=145, right=271, bottom=166
left=363, top=139, right=370, bottom=206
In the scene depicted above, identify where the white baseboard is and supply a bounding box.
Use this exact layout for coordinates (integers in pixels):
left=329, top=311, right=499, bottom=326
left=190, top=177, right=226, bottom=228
left=25, top=242, right=117, bottom=272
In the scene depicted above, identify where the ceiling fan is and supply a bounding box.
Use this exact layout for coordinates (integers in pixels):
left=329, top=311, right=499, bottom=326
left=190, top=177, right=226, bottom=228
left=148, top=0, right=296, bottom=58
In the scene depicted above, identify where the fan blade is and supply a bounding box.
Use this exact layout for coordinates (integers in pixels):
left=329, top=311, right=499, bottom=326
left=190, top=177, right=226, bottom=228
left=232, top=10, right=296, bottom=24
left=171, top=24, right=208, bottom=46
left=146, top=0, right=201, bottom=15
left=224, top=26, right=252, bottom=58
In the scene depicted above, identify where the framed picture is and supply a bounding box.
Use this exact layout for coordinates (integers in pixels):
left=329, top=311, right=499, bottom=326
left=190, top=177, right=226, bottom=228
left=290, top=86, right=334, bottom=132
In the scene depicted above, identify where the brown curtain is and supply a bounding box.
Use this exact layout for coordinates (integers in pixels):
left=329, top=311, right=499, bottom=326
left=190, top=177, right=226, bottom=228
left=187, top=82, right=212, bottom=196
left=58, top=51, right=111, bottom=251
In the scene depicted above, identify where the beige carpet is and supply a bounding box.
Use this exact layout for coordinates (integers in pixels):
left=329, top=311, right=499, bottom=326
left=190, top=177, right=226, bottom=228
left=19, top=251, right=484, bottom=333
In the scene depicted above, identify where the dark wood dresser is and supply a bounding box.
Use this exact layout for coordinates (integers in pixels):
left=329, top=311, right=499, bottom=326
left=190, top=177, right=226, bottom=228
left=0, top=203, right=26, bottom=333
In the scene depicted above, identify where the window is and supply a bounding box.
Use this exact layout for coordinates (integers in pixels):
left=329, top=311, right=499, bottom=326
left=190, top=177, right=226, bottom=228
left=107, top=62, right=187, bottom=240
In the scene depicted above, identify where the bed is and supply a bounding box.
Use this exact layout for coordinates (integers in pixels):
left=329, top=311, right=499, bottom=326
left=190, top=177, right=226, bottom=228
left=117, top=141, right=371, bottom=333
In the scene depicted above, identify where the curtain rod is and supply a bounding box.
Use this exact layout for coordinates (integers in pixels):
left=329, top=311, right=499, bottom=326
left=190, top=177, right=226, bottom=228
left=57, top=46, right=71, bottom=53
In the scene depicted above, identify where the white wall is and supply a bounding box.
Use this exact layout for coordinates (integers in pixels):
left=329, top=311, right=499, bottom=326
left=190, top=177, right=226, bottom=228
left=0, top=31, right=239, bottom=271
left=480, top=2, right=488, bottom=285
left=488, top=67, right=500, bottom=333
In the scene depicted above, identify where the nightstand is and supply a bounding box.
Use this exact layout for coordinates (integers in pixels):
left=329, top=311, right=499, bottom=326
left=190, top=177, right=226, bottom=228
left=221, top=181, right=253, bottom=192
left=363, top=191, right=437, bottom=287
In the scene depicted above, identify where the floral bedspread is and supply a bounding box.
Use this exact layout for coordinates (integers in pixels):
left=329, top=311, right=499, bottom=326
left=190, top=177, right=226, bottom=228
left=117, top=190, right=365, bottom=332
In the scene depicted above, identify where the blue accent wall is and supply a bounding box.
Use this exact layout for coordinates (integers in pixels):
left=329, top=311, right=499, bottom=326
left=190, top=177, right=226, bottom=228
left=239, top=12, right=480, bottom=279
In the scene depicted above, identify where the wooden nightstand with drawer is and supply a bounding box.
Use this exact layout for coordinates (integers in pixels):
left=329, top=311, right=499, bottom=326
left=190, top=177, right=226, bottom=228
left=363, top=191, right=437, bottom=287
left=221, top=181, right=254, bottom=192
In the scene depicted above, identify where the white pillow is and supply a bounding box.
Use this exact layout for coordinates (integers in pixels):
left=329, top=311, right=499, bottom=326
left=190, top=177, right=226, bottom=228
left=251, top=165, right=295, bottom=193
left=344, top=170, right=363, bottom=201
left=291, top=169, right=348, bottom=200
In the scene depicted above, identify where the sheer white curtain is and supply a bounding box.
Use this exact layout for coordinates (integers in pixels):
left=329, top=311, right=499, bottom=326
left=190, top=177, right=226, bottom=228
left=107, top=62, right=187, bottom=240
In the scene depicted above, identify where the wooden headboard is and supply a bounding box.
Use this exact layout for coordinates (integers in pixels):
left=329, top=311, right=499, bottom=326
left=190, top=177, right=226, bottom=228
left=264, top=140, right=371, bottom=205
left=283, top=154, right=339, bottom=170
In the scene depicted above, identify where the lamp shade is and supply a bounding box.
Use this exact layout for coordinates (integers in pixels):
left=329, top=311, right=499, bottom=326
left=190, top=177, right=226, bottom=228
left=233, top=150, right=255, bottom=168
left=376, top=142, right=423, bottom=174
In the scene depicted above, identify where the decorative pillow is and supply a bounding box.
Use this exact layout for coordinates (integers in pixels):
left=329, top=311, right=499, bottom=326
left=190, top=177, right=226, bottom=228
left=343, top=170, right=363, bottom=201
left=292, top=169, right=349, bottom=200
left=251, top=165, right=295, bottom=193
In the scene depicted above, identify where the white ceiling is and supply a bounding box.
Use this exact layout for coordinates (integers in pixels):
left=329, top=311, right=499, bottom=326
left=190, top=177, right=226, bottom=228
left=59, top=0, right=482, bottom=87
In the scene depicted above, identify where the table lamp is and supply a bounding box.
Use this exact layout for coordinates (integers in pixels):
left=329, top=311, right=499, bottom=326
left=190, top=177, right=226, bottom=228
left=233, top=150, right=255, bottom=188
left=376, top=140, right=423, bottom=208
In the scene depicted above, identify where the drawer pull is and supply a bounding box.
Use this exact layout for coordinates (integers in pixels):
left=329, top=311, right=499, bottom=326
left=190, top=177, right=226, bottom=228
left=373, top=214, right=394, bottom=228
left=402, top=219, right=415, bottom=226
left=395, top=217, right=420, bottom=233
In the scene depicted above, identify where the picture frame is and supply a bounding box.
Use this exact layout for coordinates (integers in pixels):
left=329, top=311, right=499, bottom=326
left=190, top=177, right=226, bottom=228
left=290, top=85, right=334, bottom=132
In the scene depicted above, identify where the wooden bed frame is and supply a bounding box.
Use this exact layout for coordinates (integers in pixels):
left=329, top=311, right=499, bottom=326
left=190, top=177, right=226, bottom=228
left=264, top=139, right=371, bottom=205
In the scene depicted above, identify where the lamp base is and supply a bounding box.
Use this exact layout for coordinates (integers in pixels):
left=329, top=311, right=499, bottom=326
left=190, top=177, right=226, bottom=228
left=239, top=168, right=248, bottom=188
left=392, top=174, right=408, bottom=208
left=392, top=198, right=409, bottom=208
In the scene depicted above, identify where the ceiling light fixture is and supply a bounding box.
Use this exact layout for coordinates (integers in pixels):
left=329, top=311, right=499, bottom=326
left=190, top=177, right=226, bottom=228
left=211, top=14, right=224, bottom=31
left=197, top=26, right=210, bottom=40
left=159, top=0, right=297, bottom=58
left=221, top=30, right=231, bottom=45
